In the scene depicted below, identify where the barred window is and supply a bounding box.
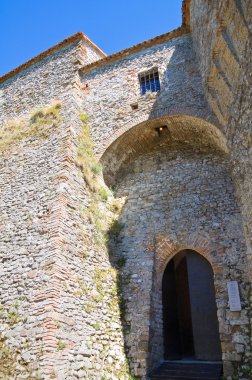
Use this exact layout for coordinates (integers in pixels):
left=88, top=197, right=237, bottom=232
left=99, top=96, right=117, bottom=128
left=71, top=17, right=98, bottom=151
left=139, top=69, right=160, bottom=95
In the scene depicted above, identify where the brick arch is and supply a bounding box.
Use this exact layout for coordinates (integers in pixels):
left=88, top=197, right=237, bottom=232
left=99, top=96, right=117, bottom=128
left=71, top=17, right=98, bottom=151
left=96, top=107, right=226, bottom=160
left=155, top=233, right=223, bottom=291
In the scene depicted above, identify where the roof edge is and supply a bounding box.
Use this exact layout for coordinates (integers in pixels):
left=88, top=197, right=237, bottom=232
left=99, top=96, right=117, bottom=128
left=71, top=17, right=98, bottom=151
left=182, top=0, right=191, bottom=30
left=0, top=32, right=106, bottom=85
left=80, top=26, right=189, bottom=74
left=0, top=0, right=191, bottom=85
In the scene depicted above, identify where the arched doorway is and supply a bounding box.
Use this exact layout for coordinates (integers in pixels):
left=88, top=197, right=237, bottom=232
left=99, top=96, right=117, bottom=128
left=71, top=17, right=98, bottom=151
left=162, top=250, right=222, bottom=361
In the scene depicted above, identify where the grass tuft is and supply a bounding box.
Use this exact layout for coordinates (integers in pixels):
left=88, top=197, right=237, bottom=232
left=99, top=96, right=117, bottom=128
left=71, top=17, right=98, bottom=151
left=57, top=340, right=65, bottom=351
left=0, top=101, right=62, bottom=153
left=97, top=186, right=110, bottom=202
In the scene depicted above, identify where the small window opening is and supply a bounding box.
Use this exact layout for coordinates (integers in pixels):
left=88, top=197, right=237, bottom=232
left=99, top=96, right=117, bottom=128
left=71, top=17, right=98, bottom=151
left=139, top=69, right=160, bottom=95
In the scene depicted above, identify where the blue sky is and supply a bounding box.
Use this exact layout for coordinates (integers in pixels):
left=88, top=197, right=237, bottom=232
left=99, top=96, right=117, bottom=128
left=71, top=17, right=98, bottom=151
left=0, top=0, right=182, bottom=77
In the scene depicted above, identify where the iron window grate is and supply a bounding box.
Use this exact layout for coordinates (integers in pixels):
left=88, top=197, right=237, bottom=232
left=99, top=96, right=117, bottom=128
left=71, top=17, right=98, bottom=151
left=139, top=69, right=160, bottom=95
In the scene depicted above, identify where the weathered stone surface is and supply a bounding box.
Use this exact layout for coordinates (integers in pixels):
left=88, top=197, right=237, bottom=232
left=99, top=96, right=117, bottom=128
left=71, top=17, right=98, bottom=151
left=0, top=1, right=251, bottom=379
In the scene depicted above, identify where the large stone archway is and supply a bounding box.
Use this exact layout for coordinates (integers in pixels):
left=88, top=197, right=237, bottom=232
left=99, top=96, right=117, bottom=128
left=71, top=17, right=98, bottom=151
left=101, top=115, right=250, bottom=378
left=100, top=114, right=228, bottom=187
left=96, top=108, right=225, bottom=158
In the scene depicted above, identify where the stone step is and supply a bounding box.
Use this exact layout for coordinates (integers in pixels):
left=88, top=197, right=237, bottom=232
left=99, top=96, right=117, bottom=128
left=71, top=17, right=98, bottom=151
left=150, top=361, right=222, bottom=380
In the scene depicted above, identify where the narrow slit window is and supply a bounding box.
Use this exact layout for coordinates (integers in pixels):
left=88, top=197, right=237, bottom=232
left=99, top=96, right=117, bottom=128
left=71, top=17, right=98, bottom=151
left=139, top=69, right=160, bottom=95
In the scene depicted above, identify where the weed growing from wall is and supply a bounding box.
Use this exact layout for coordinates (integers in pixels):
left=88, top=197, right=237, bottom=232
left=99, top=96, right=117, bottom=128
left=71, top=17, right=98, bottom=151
left=76, top=112, right=113, bottom=245
left=0, top=303, right=37, bottom=379
left=57, top=340, right=65, bottom=351
left=76, top=113, right=137, bottom=379
left=76, top=112, right=99, bottom=191
left=0, top=101, right=62, bottom=153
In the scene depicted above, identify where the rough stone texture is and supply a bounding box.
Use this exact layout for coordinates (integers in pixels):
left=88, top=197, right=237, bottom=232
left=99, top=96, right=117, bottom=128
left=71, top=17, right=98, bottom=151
left=190, top=0, right=252, bottom=285
left=0, top=39, right=127, bottom=379
left=100, top=114, right=228, bottom=187
left=0, top=101, right=127, bottom=379
left=80, top=34, right=221, bottom=156
left=102, top=125, right=250, bottom=378
left=190, top=4, right=252, bottom=376
left=0, top=37, right=102, bottom=123
left=0, top=1, right=251, bottom=379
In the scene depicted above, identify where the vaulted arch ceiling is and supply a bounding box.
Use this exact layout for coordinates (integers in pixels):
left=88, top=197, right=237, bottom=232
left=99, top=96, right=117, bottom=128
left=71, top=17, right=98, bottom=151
left=101, top=114, right=229, bottom=187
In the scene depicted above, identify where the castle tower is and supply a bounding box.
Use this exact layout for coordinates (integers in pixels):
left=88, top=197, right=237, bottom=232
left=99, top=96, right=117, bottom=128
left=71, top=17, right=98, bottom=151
left=0, top=1, right=251, bottom=379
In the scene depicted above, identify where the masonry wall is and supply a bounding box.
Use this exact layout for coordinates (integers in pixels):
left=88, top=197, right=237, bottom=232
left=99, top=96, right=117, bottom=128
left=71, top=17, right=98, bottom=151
left=0, top=3, right=251, bottom=378
left=0, top=40, right=81, bottom=378
left=190, top=0, right=252, bottom=292
left=0, top=40, right=128, bottom=379
left=80, top=25, right=251, bottom=379
left=106, top=142, right=250, bottom=378
left=80, top=34, right=216, bottom=156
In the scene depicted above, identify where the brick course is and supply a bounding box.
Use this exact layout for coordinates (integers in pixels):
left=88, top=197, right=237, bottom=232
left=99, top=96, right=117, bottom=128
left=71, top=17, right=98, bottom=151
left=0, top=1, right=251, bottom=379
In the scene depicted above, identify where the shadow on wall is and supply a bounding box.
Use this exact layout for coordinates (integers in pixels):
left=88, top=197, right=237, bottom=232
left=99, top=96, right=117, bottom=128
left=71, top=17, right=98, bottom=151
left=106, top=216, right=132, bottom=368
left=101, top=42, right=232, bottom=379
left=148, top=38, right=208, bottom=121
left=101, top=40, right=228, bottom=188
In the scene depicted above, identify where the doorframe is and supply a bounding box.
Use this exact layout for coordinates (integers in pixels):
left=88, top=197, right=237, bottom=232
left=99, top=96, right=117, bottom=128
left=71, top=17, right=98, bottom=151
left=162, top=249, right=222, bottom=360
left=148, top=233, right=226, bottom=372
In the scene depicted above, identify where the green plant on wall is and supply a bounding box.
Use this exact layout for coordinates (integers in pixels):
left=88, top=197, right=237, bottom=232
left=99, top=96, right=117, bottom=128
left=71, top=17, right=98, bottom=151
left=57, top=340, right=65, bottom=351
left=0, top=101, right=62, bottom=153
left=118, top=360, right=138, bottom=380
left=76, top=113, right=135, bottom=379
left=0, top=302, right=37, bottom=378
left=76, top=112, right=97, bottom=190
left=76, top=112, right=116, bottom=247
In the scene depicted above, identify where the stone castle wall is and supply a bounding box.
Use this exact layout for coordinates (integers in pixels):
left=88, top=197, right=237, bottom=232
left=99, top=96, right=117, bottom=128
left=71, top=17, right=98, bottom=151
left=112, top=144, right=249, bottom=376
left=0, top=1, right=251, bottom=379
left=80, top=34, right=218, bottom=156
left=78, top=26, right=251, bottom=377
left=190, top=0, right=252, bottom=283
left=0, top=39, right=81, bottom=378
left=190, top=5, right=252, bottom=375
left=0, top=38, right=128, bottom=379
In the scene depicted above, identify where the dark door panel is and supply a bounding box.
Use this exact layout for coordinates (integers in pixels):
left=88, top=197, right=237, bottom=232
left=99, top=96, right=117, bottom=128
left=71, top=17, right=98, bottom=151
left=162, top=250, right=222, bottom=361
left=186, top=251, right=222, bottom=360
